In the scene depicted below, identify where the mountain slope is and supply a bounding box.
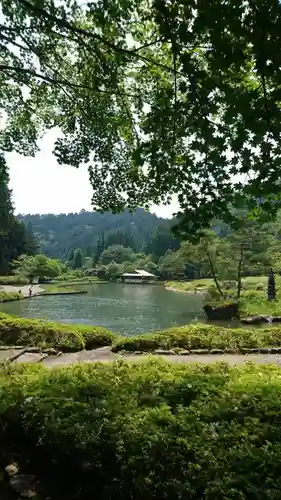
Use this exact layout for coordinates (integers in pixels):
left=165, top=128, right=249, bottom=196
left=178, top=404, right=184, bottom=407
left=17, top=209, right=166, bottom=259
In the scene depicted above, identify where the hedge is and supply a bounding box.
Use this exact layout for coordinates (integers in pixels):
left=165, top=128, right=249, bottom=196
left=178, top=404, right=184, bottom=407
left=112, top=323, right=281, bottom=352
left=0, top=313, right=116, bottom=352
left=0, top=275, right=29, bottom=285
left=1, top=361, right=281, bottom=499
left=0, top=291, right=21, bottom=303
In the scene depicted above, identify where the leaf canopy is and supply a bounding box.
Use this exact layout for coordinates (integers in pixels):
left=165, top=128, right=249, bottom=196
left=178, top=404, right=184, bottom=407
left=2, top=0, right=281, bottom=232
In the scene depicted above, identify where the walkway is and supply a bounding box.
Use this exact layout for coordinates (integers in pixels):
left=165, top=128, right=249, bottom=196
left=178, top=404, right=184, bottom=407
left=1, top=285, right=44, bottom=297
left=2, top=346, right=281, bottom=367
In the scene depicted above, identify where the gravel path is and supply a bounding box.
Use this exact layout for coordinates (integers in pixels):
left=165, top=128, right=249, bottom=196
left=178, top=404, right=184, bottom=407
left=42, top=348, right=281, bottom=367
left=0, top=285, right=44, bottom=297
left=2, top=346, right=281, bottom=366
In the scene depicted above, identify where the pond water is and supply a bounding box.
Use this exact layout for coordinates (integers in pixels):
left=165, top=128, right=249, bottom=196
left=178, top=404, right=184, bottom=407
left=0, top=283, right=205, bottom=335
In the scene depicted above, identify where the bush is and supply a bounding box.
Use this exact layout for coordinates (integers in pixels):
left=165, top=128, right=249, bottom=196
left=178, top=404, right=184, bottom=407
left=1, top=361, right=281, bottom=499
left=0, top=292, right=21, bottom=302
left=0, top=314, right=116, bottom=352
left=112, top=323, right=281, bottom=352
left=0, top=275, right=29, bottom=285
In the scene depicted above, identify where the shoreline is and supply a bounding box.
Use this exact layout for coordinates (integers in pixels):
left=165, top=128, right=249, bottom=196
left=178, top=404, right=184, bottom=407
left=165, top=285, right=207, bottom=295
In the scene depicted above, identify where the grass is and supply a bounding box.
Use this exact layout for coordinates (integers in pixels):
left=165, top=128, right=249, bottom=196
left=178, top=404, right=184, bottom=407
left=1, top=361, right=281, bottom=499
left=166, top=275, right=281, bottom=293
left=41, top=284, right=82, bottom=294
left=54, top=276, right=105, bottom=284
left=0, top=313, right=116, bottom=352
left=240, top=290, right=281, bottom=317
left=166, top=279, right=213, bottom=292
left=112, top=322, right=281, bottom=352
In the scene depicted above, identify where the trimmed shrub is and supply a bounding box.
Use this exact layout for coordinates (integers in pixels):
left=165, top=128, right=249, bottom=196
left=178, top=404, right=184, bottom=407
left=0, top=292, right=21, bottom=302
left=112, top=323, right=281, bottom=352
left=0, top=275, right=29, bottom=285
left=0, top=313, right=116, bottom=352
left=1, top=361, right=281, bottom=499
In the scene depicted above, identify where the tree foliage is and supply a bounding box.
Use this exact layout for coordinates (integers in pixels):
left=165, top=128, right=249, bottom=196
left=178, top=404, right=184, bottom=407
left=12, top=254, right=62, bottom=282
left=0, top=155, right=38, bottom=274
left=2, top=0, right=281, bottom=231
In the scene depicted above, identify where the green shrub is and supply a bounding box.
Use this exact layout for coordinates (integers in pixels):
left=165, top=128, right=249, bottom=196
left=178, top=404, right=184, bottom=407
left=1, top=361, right=281, bottom=499
left=0, top=314, right=116, bottom=352
left=240, top=291, right=281, bottom=316
left=113, top=323, right=281, bottom=352
left=0, top=275, right=29, bottom=285
left=0, top=292, right=21, bottom=302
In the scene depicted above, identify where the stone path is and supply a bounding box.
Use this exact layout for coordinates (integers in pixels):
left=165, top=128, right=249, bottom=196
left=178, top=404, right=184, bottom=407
left=2, top=346, right=281, bottom=367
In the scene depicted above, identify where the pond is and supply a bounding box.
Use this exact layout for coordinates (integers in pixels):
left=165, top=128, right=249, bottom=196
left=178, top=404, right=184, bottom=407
left=0, top=283, right=205, bottom=335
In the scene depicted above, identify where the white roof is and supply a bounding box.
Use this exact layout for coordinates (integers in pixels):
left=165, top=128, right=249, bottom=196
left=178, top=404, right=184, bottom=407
left=122, top=269, right=156, bottom=278
left=135, top=269, right=156, bottom=277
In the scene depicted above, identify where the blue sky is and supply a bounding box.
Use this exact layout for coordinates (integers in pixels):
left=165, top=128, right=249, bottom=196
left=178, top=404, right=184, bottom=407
left=7, top=129, right=176, bottom=218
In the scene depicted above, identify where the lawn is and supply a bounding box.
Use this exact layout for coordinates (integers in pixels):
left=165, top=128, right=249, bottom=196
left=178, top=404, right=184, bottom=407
left=41, top=284, right=81, bottom=294
left=166, top=275, right=281, bottom=293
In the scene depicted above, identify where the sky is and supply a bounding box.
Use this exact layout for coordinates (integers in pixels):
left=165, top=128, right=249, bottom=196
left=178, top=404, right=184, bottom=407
left=7, top=129, right=176, bottom=218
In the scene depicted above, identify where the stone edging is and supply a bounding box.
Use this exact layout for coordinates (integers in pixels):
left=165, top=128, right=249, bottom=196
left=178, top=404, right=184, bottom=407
left=0, top=346, right=61, bottom=355
left=130, top=347, right=281, bottom=356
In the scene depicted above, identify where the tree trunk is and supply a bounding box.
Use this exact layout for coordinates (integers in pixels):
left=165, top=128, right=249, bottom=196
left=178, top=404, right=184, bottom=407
left=236, top=244, right=244, bottom=299
left=206, top=251, right=224, bottom=298
left=267, top=268, right=276, bottom=301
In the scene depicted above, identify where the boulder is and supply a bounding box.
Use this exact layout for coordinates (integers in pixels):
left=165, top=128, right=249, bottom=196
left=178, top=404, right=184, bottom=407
left=272, top=317, right=281, bottom=323
left=154, top=349, right=175, bottom=355
left=241, top=316, right=264, bottom=324
left=5, top=463, right=19, bottom=477
left=9, top=474, right=36, bottom=497
left=204, top=302, right=239, bottom=321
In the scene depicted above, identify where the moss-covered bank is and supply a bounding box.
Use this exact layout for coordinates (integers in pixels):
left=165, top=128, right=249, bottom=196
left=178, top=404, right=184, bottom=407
left=113, top=322, right=281, bottom=353
left=0, top=313, right=116, bottom=352
left=1, top=361, right=281, bottom=499
left=3, top=313, right=281, bottom=354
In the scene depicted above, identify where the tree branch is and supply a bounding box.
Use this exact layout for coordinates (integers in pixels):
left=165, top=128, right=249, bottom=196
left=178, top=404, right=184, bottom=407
left=0, top=64, right=142, bottom=99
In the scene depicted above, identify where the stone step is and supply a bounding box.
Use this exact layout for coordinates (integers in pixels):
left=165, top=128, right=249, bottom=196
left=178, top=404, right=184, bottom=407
left=14, top=352, right=48, bottom=364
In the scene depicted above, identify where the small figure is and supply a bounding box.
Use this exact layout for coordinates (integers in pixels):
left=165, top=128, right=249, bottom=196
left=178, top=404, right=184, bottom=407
left=29, top=284, right=33, bottom=298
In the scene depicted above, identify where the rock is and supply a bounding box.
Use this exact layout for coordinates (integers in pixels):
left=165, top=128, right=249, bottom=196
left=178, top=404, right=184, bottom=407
left=57, top=351, right=63, bottom=356
left=240, top=348, right=258, bottom=354
left=210, top=349, right=224, bottom=355
left=21, top=489, right=37, bottom=498
left=43, top=348, right=57, bottom=355
left=270, top=347, right=281, bottom=353
left=272, top=317, right=281, bottom=323
left=204, top=302, right=239, bottom=321
left=133, top=351, right=144, bottom=355
left=179, top=350, right=190, bottom=355
left=154, top=349, right=175, bottom=355
left=241, top=315, right=281, bottom=325
left=259, top=347, right=271, bottom=354
left=5, top=463, right=19, bottom=476
left=224, top=348, right=237, bottom=354
left=241, top=316, right=264, bottom=325
left=190, top=349, right=209, bottom=355
left=26, top=347, right=41, bottom=353
left=9, top=474, right=36, bottom=496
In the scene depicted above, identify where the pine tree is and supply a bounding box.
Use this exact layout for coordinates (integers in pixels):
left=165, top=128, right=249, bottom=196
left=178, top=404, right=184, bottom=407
left=267, top=268, right=276, bottom=301
left=25, top=222, right=39, bottom=255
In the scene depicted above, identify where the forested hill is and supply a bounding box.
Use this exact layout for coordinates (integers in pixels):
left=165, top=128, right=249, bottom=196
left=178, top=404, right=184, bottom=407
left=17, top=209, right=168, bottom=259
